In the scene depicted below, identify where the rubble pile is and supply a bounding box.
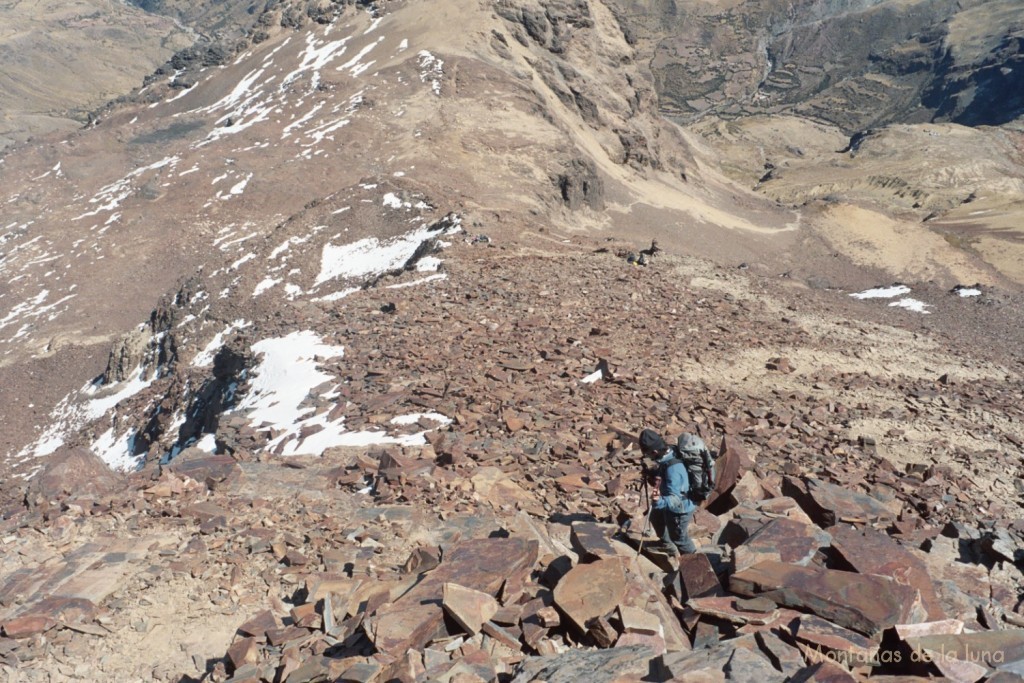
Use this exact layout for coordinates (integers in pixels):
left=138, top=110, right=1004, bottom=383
left=1, top=242, right=1022, bottom=681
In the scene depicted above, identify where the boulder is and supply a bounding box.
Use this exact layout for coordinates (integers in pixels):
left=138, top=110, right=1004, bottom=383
left=733, top=518, right=831, bottom=572
left=553, top=557, right=627, bottom=633
left=730, top=561, right=926, bottom=636
left=26, top=447, right=122, bottom=506
left=705, top=437, right=747, bottom=512
left=443, top=582, right=499, bottom=635
left=670, top=552, right=723, bottom=602
left=1, top=615, right=58, bottom=638
left=830, top=524, right=946, bottom=621
left=786, top=614, right=879, bottom=665
left=570, top=521, right=619, bottom=561
left=365, top=537, right=538, bottom=654
left=782, top=477, right=895, bottom=527
left=903, top=631, right=1024, bottom=681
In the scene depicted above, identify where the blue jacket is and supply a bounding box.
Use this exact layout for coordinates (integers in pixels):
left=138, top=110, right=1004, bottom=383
left=653, top=451, right=696, bottom=515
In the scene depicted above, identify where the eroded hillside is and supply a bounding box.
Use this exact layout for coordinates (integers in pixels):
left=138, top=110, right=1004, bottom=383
left=0, top=0, right=1023, bottom=680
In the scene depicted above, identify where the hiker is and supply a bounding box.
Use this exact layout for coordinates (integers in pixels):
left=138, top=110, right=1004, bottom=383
left=639, top=428, right=698, bottom=555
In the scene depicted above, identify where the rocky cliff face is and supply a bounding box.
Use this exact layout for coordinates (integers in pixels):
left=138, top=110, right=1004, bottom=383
left=609, top=0, right=1024, bottom=132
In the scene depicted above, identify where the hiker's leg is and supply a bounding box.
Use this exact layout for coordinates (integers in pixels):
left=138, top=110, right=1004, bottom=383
left=650, top=509, right=669, bottom=545
left=671, top=511, right=697, bottom=554
left=651, top=507, right=675, bottom=548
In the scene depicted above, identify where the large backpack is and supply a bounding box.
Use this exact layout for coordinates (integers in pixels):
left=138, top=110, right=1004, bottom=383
left=675, top=434, right=716, bottom=502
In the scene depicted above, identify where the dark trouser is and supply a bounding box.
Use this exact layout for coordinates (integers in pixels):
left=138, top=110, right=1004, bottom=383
left=651, top=508, right=696, bottom=555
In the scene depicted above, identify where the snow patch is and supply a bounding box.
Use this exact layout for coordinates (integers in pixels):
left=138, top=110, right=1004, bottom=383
left=230, top=253, right=256, bottom=271
left=192, top=319, right=251, bottom=367
left=253, top=278, right=280, bottom=296
left=390, top=412, right=451, bottom=426
left=225, top=331, right=453, bottom=456
left=21, top=365, right=157, bottom=460
left=91, top=427, right=141, bottom=472
left=196, top=433, right=218, bottom=453
left=311, top=287, right=361, bottom=302
left=314, top=224, right=440, bottom=286
left=73, top=156, right=179, bottom=220
left=850, top=285, right=911, bottom=300
left=282, top=33, right=352, bottom=92
left=385, top=274, right=447, bottom=290
left=417, top=51, right=444, bottom=95
left=889, top=298, right=931, bottom=314
left=227, top=173, right=253, bottom=196
left=415, top=256, right=442, bottom=272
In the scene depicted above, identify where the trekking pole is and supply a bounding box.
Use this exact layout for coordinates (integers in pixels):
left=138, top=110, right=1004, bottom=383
left=637, top=468, right=653, bottom=558
left=637, top=503, right=654, bottom=558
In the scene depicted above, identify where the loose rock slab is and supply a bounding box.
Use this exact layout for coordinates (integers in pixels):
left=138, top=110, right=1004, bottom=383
left=443, top=582, right=499, bottom=635
left=365, top=537, right=538, bottom=654
left=730, top=560, right=924, bottom=636
left=553, top=557, right=627, bottom=633
left=784, top=477, right=895, bottom=527
left=511, top=645, right=653, bottom=683
left=733, top=517, right=831, bottom=572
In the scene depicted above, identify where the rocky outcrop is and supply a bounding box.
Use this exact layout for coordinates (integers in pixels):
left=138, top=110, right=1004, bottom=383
left=102, top=328, right=151, bottom=384
left=557, top=158, right=604, bottom=210
left=496, top=0, right=689, bottom=179
left=24, top=448, right=123, bottom=510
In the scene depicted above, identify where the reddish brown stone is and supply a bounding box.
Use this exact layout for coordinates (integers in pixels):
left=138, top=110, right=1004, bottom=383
left=443, top=582, right=499, bottom=635
left=704, top=436, right=746, bottom=511
left=829, top=524, right=946, bottom=621
left=481, top=620, right=522, bottom=650
left=227, top=637, right=260, bottom=671
left=783, top=477, right=895, bottom=527
left=616, top=631, right=666, bottom=656
left=673, top=552, right=723, bottom=602
left=21, top=596, right=100, bottom=625
left=283, top=549, right=308, bottom=567
left=787, top=614, right=879, bottom=664
left=290, top=603, right=321, bottom=629
left=265, top=626, right=309, bottom=647
left=734, top=518, right=831, bottom=572
left=618, top=606, right=661, bottom=636
left=170, top=454, right=242, bottom=490
left=364, top=537, right=537, bottom=655
left=905, top=631, right=1024, bottom=677
left=536, top=606, right=561, bottom=628
left=25, top=447, right=122, bottom=505
left=730, top=561, right=924, bottom=636
left=570, top=521, right=618, bottom=561
left=237, top=610, right=280, bottom=640
left=1, top=615, right=58, bottom=638
left=687, top=596, right=780, bottom=625
left=730, top=471, right=765, bottom=505
left=587, top=615, right=618, bottom=648
left=553, top=557, right=627, bottom=633
left=766, top=357, right=795, bottom=374
left=793, top=660, right=859, bottom=682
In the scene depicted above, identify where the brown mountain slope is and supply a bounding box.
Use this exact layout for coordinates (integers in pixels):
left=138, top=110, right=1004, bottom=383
left=0, top=0, right=194, bottom=151
left=0, top=0, right=1022, bottom=679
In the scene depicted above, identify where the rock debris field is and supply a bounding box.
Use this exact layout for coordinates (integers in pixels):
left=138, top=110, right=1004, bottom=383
left=2, top=237, right=1024, bottom=682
